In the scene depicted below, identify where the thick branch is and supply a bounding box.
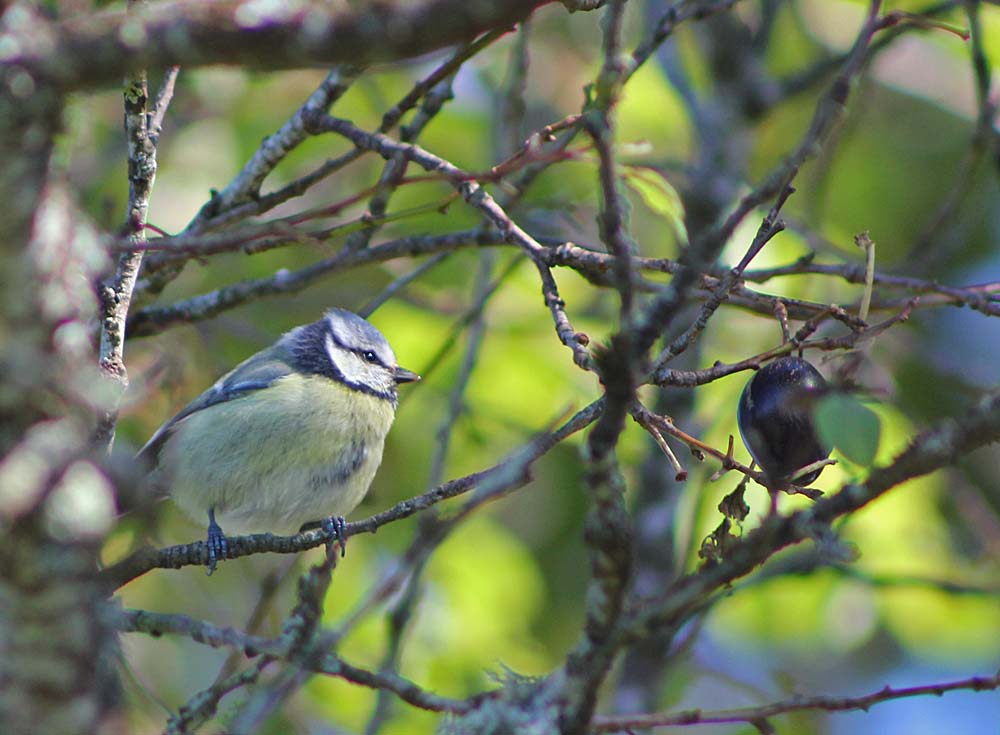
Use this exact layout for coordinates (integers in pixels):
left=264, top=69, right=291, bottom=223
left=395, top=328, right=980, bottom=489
left=15, top=0, right=552, bottom=91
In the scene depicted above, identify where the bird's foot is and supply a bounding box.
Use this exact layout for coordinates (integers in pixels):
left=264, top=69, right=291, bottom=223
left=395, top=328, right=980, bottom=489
left=321, top=515, right=347, bottom=558
left=205, top=509, right=229, bottom=575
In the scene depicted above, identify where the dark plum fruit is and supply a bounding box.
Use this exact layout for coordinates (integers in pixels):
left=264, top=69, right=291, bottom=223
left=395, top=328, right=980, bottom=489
left=737, top=356, right=831, bottom=487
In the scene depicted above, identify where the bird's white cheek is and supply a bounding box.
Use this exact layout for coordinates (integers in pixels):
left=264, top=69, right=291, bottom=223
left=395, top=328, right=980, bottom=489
left=324, top=334, right=367, bottom=384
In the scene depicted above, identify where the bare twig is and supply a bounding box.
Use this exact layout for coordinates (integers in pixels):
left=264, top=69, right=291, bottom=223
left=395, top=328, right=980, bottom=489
left=428, top=252, right=497, bottom=486
left=94, top=0, right=171, bottom=450
left=650, top=198, right=788, bottom=371
left=305, top=113, right=594, bottom=369
left=191, top=65, right=364, bottom=230
left=557, top=5, right=637, bottom=734
left=633, top=0, right=888, bottom=357
left=164, top=657, right=273, bottom=735
left=136, top=25, right=513, bottom=303
left=112, top=607, right=468, bottom=715
left=593, top=670, right=1000, bottom=731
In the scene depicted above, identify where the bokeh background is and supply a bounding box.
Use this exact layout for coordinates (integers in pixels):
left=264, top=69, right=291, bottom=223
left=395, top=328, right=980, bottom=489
left=59, top=0, right=1000, bottom=732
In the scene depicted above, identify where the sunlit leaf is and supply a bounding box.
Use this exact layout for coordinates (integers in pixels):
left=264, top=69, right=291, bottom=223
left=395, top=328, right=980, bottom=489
left=618, top=163, right=688, bottom=246
left=816, top=394, right=881, bottom=467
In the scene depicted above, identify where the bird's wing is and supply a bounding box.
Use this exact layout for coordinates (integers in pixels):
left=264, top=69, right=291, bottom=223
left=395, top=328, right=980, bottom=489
left=136, top=347, right=295, bottom=465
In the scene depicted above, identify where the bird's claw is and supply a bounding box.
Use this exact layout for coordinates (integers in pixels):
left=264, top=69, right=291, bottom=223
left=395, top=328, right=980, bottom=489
left=205, top=509, right=229, bottom=575
left=321, top=515, right=348, bottom=557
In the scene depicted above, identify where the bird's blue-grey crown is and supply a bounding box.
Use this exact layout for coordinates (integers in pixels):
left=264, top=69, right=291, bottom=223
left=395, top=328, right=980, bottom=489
left=286, top=308, right=411, bottom=403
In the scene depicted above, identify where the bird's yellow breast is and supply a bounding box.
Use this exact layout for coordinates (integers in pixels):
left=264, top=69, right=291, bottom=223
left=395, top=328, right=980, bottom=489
left=163, top=374, right=397, bottom=534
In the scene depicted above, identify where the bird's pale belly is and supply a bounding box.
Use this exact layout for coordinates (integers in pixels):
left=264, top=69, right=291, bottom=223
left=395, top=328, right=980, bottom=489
left=164, top=376, right=395, bottom=535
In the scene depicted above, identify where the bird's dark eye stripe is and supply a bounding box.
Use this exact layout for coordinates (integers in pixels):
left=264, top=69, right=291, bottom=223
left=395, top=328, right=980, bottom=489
left=348, top=346, right=382, bottom=365
left=326, top=329, right=385, bottom=366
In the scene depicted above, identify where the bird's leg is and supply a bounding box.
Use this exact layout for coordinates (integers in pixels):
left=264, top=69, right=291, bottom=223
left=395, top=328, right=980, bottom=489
left=205, top=507, right=229, bottom=575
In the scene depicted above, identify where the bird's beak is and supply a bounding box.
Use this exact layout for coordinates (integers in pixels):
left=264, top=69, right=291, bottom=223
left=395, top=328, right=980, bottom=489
left=394, top=366, right=420, bottom=384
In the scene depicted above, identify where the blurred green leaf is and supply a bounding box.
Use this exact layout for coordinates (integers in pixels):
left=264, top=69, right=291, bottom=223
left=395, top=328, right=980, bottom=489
left=618, top=163, right=688, bottom=246
left=817, top=394, right=882, bottom=467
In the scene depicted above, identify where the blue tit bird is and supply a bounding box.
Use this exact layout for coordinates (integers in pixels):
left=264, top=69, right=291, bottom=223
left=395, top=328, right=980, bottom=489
left=138, top=308, right=419, bottom=573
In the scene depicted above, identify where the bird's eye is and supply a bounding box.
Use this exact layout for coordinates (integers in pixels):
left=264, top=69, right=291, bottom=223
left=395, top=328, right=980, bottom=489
left=363, top=350, right=379, bottom=364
